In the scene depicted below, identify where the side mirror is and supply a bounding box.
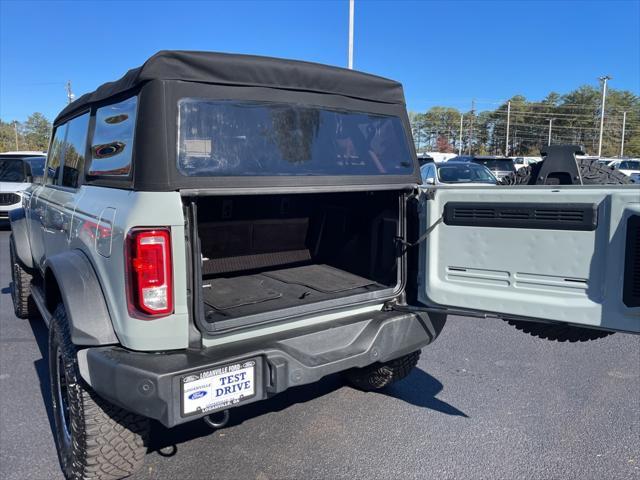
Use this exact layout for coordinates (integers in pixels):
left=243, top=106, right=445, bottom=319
left=425, top=177, right=435, bottom=185
left=24, top=163, right=33, bottom=183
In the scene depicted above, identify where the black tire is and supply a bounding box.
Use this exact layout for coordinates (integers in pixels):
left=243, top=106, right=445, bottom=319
left=499, top=157, right=625, bottom=342
left=9, top=234, right=36, bottom=319
left=499, top=157, right=632, bottom=186
left=49, top=304, right=149, bottom=480
left=345, top=351, right=420, bottom=391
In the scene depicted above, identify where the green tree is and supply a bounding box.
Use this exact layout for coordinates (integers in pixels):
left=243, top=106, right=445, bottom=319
left=0, top=120, right=20, bottom=152
left=408, top=86, right=639, bottom=158
left=22, top=112, right=51, bottom=151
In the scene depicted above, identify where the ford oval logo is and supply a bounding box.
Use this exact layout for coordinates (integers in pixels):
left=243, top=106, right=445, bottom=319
left=188, top=390, right=207, bottom=400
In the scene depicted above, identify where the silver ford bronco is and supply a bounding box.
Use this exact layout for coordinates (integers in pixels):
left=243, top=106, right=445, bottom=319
left=8, top=51, right=640, bottom=480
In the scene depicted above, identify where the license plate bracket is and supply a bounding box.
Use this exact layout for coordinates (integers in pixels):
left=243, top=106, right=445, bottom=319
left=180, top=358, right=259, bottom=417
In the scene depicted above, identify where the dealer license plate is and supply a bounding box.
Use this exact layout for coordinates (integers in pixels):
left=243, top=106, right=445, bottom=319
left=181, top=360, right=256, bottom=416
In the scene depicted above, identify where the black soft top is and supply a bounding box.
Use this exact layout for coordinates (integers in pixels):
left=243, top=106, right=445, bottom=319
left=55, top=50, right=406, bottom=124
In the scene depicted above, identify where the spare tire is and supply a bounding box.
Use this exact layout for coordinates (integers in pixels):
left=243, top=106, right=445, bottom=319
left=498, top=157, right=630, bottom=342
left=499, top=157, right=632, bottom=186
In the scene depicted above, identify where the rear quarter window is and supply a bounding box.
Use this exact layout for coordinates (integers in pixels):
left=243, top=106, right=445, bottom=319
left=89, top=96, right=137, bottom=176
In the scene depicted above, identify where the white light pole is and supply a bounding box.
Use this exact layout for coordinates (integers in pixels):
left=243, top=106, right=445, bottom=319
left=547, top=118, right=554, bottom=146
left=620, top=111, right=627, bottom=157
left=66, top=80, right=75, bottom=104
left=505, top=101, right=511, bottom=156
left=458, top=114, right=463, bottom=155
left=348, top=0, right=354, bottom=69
left=597, top=75, right=611, bottom=157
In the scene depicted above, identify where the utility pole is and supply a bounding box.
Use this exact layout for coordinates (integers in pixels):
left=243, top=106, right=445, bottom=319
left=597, top=75, right=611, bottom=157
left=467, top=99, right=475, bottom=155
left=66, top=80, right=75, bottom=104
left=620, top=111, right=627, bottom=157
left=547, top=118, right=554, bottom=146
left=347, top=0, right=354, bottom=69
left=13, top=121, right=19, bottom=150
left=458, top=114, right=464, bottom=155
left=505, top=101, right=511, bottom=156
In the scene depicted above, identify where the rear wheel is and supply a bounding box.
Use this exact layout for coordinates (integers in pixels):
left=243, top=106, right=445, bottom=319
left=345, top=351, right=421, bottom=391
left=49, top=304, right=149, bottom=480
left=499, top=158, right=629, bottom=342
left=9, top=235, right=36, bottom=319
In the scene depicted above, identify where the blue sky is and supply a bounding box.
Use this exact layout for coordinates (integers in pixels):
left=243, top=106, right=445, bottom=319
left=1, top=0, right=638, bottom=122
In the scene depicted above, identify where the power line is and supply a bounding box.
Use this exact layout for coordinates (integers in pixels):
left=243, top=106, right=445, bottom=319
left=492, top=109, right=639, bottom=118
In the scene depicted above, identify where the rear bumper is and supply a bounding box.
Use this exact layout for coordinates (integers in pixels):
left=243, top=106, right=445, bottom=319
left=77, top=310, right=441, bottom=427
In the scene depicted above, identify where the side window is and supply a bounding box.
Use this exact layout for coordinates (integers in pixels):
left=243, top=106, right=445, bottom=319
left=89, top=96, right=137, bottom=176
left=45, top=126, right=66, bottom=185
left=61, top=113, right=90, bottom=188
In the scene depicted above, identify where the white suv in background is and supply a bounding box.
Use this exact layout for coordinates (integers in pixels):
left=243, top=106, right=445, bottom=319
left=513, top=156, right=541, bottom=170
left=608, top=159, right=640, bottom=183
left=0, top=152, right=44, bottom=221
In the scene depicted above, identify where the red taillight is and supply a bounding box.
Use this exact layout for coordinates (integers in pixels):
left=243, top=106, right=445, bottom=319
left=126, top=228, right=173, bottom=318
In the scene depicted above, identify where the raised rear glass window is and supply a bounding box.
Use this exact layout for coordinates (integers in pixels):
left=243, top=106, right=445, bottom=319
left=177, top=99, right=414, bottom=176
left=89, top=96, right=137, bottom=176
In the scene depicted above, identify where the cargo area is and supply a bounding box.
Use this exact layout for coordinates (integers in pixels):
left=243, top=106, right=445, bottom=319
left=192, top=191, right=403, bottom=330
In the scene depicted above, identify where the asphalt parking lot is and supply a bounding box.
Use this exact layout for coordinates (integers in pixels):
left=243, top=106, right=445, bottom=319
left=0, top=227, right=638, bottom=480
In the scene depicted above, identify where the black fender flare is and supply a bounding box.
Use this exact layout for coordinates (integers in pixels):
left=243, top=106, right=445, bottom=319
left=8, top=208, right=33, bottom=269
left=44, top=250, right=119, bottom=346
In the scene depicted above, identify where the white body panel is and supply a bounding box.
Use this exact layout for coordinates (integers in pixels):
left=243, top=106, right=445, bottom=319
left=419, top=185, right=640, bottom=334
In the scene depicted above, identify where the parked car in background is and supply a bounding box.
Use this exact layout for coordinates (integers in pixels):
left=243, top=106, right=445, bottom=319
left=513, top=156, right=540, bottom=170
left=608, top=159, right=640, bottom=183
left=416, top=153, right=434, bottom=166
left=424, top=152, right=458, bottom=163
left=0, top=152, right=46, bottom=183
left=421, top=161, right=497, bottom=185
left=448, top=155, right=516, bottom=180
left=0, top=150, right=46, bottom=157
left=0, top=154, right=39, bottom=220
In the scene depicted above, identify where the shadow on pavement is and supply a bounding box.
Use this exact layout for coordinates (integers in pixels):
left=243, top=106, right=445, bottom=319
left=381, top=367, right=468, bottom=417
left=149, top=365, right=466, bottom=454
left=25, top=315, right=57, bottom=436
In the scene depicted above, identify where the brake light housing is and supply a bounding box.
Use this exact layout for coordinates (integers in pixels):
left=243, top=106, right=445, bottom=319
left=126, top=228, right=173, bottom=318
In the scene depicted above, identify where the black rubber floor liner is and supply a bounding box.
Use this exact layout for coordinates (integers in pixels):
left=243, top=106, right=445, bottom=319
left=203, top=276, right=282, bottom=310
left=263, top=264, right=374, bottom=293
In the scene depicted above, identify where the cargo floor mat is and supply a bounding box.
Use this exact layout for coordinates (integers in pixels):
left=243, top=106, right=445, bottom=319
left=263, top=264, right=374, bottom=293
left=203, top=276, right=282, bottom=310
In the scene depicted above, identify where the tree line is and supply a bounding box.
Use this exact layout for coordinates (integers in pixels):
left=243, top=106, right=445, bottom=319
left=3, top=87, right=639, bottom=159
left=0, top=113, right=52, bottom=152
left=409, top=85, right=640, bottom=157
